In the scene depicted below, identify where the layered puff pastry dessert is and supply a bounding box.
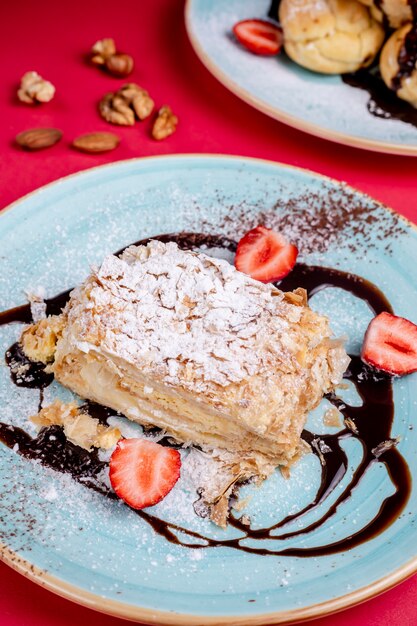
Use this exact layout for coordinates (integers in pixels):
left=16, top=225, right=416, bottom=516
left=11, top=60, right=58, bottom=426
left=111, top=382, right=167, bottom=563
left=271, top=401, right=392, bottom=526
left=21, top=240, right=349, bottom=506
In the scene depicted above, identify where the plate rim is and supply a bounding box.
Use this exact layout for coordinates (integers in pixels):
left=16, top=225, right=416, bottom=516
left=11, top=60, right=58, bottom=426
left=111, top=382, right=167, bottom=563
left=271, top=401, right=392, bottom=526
left=184, top=0, right=417, bottom=157
left=1, top=153, right=417, bottom=625
left=3, top=542, right=417, bottom=626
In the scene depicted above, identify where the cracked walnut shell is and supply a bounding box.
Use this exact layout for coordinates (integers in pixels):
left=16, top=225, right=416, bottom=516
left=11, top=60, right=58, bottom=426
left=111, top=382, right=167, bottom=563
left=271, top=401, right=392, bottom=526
left=152, top=106, right=178, bottom=140
left=18, top=71, right=55, bottom=104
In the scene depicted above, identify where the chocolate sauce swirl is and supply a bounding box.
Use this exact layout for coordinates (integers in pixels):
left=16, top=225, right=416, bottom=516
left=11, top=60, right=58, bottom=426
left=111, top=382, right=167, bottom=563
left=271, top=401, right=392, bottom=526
left=342, top=69, right=417, bottom=129
left=0, top=233, right=411, bottom=556
left=5, top=342, right=53, bottom=390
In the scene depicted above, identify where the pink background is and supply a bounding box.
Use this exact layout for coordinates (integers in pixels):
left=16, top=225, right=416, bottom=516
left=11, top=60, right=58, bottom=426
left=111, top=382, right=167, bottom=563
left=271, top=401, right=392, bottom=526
left=1, top=0, right=417, bottom=624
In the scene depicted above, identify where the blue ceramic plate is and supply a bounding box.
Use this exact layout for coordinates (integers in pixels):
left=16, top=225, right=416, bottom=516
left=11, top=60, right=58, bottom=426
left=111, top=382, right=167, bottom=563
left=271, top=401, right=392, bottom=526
left=185, top=0, right=417, bottom=156
left=1, top=155, right=417, bottom=625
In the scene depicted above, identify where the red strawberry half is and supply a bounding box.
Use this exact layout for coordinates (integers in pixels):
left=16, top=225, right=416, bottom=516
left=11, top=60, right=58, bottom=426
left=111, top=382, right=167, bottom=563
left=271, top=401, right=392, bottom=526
left=235, top=226, right=298, bottom=283
left=109, top=438, right=181, bottom=510
left=361, top=311, right=417, bottom=375
left=233, top=19, right=283, bottom=56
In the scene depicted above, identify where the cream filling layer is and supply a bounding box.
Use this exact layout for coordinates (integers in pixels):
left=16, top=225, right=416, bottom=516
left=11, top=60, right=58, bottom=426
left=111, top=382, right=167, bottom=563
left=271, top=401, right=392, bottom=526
left=53, top=350, right=301, bottom=471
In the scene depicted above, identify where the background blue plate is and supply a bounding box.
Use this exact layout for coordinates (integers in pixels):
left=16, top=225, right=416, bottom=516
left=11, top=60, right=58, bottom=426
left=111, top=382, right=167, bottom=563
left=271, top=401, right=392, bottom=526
left=185, top=0, right=417, bottom=156
left=1, top=155, right=417, bottom=625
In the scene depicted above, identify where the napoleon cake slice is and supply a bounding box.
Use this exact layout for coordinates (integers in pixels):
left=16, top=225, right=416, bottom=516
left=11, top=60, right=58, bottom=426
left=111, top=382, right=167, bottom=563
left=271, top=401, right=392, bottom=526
left=21, top=240, right=349, bottom=479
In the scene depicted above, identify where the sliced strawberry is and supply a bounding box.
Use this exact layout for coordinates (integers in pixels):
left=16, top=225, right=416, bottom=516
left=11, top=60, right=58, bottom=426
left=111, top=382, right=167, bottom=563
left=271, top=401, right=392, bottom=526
left=233, top=19, right=283, bottom=56
left=109, top=438, right=181, bottom=510
left=235, top=226, right=298, bottom=283
left=361, top=311, right=417, bottom=376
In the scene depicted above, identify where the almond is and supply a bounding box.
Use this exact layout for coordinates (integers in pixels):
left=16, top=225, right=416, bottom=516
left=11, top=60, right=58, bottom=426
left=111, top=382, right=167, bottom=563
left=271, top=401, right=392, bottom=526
left=72, top=131, right=120, bottom=153
left=16, top=128, right=62, bottom=150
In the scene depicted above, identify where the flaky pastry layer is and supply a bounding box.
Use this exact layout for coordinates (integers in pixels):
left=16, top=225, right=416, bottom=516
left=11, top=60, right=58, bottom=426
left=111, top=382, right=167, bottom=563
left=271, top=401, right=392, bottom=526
left=23, top=240, right=349, bottom=476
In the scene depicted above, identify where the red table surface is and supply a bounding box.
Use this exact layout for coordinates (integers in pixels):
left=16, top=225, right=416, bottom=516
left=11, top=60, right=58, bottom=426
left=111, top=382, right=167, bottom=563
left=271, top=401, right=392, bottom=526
left=1, top=1, right=417, bottom=625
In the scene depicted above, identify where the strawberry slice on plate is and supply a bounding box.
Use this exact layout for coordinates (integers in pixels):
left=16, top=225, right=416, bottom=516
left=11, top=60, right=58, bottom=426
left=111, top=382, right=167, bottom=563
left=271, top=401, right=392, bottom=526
left=233, top=19, right=283, bottom=56
left=361, top=311, right=417, bottom=376
left=109, top=438, right=181, bottom=510
left=235, top=226, right=298, bottom=283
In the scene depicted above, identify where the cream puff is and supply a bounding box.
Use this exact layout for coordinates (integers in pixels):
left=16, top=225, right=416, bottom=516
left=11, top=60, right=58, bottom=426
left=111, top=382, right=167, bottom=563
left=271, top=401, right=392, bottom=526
left=380, top=22, right=417, bottom=107
left=279, top=0, right=385, bottom=74
left=357, top=0, right=414, bottom=29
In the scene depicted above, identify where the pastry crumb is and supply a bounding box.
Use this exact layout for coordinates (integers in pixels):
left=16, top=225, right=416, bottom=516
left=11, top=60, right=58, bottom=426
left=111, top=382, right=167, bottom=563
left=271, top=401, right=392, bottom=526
left=209, top=495, right=229, bottom=528
left=21, top=316, right=65, bottom=364
left=30, top=400, right=121, bottom=451
left=323, top=406, right=342, bottom=427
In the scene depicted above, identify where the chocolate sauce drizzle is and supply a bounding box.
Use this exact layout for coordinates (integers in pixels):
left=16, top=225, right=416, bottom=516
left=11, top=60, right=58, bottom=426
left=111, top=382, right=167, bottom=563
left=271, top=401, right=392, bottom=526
left=340, top=0, right=417, bottom=131
left=5, top=342, right=53, bottom=391
left=267, top=0, right=281, bottom=21
left=0, top=233, right=411, bottom=556
left=343, top=69, right=417, bottom=129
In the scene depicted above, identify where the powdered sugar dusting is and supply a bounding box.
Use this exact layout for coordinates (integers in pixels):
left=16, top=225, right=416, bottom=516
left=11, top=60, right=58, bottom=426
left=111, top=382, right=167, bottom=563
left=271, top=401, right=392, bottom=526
left=64, top=240, right=306, bottom=392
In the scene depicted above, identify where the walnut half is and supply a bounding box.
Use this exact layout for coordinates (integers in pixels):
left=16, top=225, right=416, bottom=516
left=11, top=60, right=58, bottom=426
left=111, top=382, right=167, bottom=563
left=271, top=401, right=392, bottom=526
left=100, top=92, right=135, bottom=126
left=18, top=71, right=55, bottom=104
left=99, top=83, right=154, bottom=125
left=91, top=38, right=117, bottom=65
left=118, top=84, right=154, bottom=120
left=91, top=38, right=134, bottom=78
left=152, top=106, right=178, bottom=140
